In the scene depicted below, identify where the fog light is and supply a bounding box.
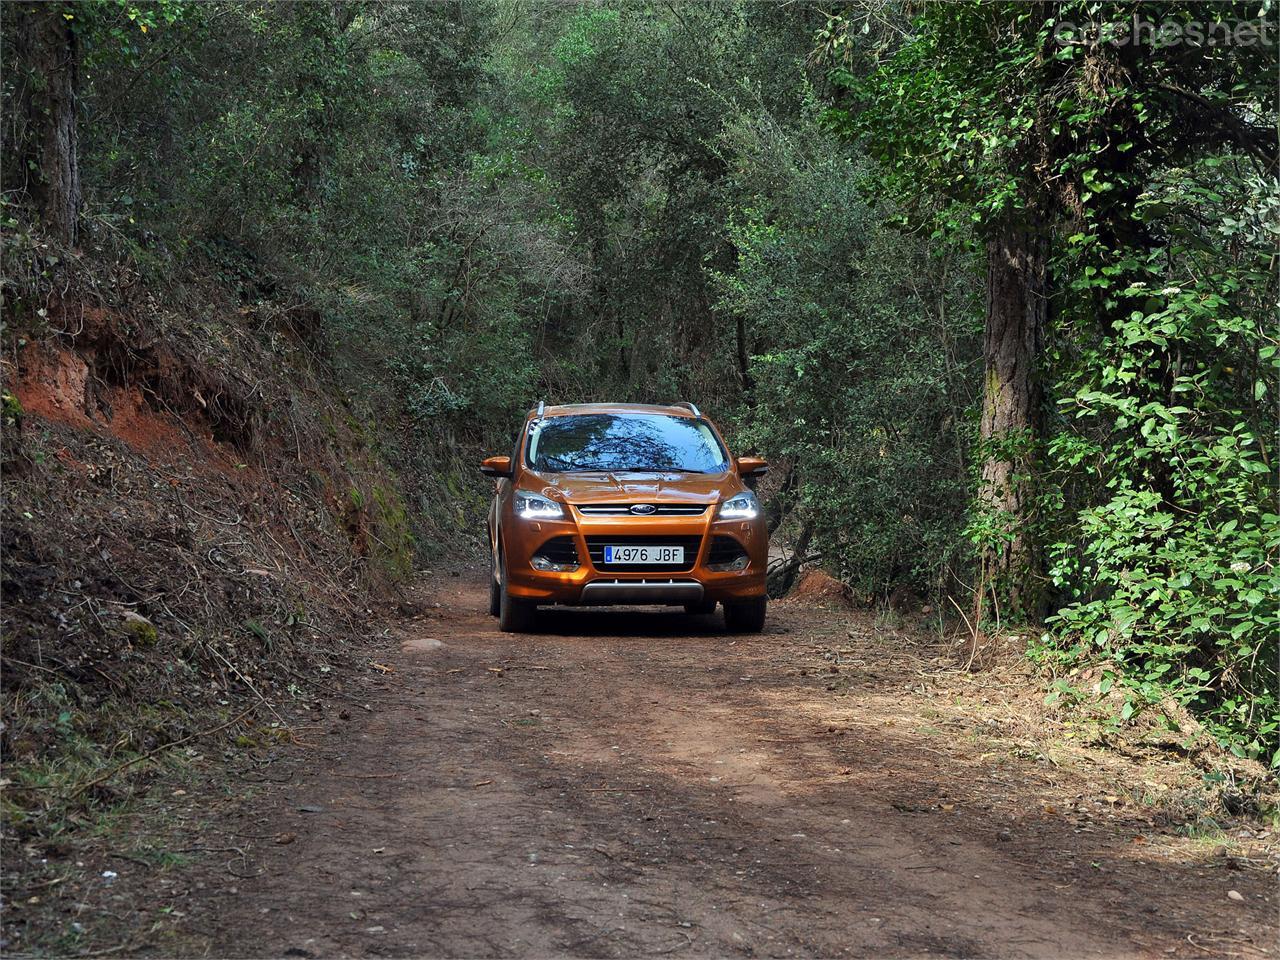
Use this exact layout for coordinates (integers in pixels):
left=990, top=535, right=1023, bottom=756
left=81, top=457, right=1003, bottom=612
left=531, top=555, right=578, bottom=572
left=709, top=555, right=749, bottom=572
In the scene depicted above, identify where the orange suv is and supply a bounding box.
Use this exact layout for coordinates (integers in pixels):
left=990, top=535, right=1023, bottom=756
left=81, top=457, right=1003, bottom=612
left=480, top=403, right=769, bottom=633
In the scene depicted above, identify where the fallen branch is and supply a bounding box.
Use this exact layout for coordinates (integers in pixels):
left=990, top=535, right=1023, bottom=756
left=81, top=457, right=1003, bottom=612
left=208, top=644, right=291, bottom=731
left=332, top=772, right=396, bottom=780
left=68, top=705, right=256, bottom=800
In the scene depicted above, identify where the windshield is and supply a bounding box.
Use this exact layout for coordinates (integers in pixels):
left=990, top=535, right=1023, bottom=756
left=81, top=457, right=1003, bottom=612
left=526, top=414, right=729, bottom=474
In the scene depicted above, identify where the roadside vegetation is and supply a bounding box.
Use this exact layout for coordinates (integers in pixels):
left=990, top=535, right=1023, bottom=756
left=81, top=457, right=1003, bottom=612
left=2, top=3, right=1275, bottom=925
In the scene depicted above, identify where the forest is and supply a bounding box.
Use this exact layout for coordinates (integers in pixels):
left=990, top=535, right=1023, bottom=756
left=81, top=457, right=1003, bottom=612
left=5, top=0, right=1278, bottom=755
left=0, top=0, right=1274, bottom=947
left=1, top=2, right=1277, bottom=953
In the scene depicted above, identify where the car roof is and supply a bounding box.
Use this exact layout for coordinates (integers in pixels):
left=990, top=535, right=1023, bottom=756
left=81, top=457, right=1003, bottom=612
left=535, top=402, right=697, bottom=419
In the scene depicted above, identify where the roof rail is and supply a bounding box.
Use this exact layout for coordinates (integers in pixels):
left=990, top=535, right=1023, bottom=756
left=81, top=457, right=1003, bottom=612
left=679, top=401, right=701, bottom=418
left=535, top=400, right=545, bottom=418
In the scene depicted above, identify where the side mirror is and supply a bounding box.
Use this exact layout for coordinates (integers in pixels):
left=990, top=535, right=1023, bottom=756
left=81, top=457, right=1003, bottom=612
left=479, top=455, right=513, bottom=479
left=736, top=456, right=768, bottom=478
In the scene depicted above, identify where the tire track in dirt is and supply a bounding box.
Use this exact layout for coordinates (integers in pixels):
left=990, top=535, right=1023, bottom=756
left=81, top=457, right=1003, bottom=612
left=177, top=573, right=1275, bottom=958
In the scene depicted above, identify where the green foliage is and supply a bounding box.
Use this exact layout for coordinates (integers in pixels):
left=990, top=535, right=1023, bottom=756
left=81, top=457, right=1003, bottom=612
left=710, top=98, right=982, bottom=597
left=824, top=2, right=1051, bottom=231
left=1044, top=158, right=1279, bottom=761
left=828, top=0, right=1278, bottom=755
left=5, top=0, right=1273, bottom=759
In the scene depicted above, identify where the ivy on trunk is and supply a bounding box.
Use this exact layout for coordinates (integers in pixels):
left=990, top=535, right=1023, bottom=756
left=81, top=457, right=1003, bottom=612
left=978, top=219, right=1047, bottom=619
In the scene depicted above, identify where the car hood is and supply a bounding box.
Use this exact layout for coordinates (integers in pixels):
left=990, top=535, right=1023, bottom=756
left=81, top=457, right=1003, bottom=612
left=528, top=470, right=734, bottom=506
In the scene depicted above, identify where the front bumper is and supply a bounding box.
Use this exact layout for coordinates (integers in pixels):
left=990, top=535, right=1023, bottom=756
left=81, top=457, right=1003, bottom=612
left=503, top=511, right=767, bottom=606
left=578, top=579, right=706, bottom=605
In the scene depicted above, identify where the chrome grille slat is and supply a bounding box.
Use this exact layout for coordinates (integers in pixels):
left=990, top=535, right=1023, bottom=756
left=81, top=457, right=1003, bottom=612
left=576, top=503, right=707, bottom=516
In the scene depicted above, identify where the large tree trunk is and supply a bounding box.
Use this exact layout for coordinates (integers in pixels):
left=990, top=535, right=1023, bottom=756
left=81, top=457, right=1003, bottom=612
left=15, top=3, right=81, bottom=245
left=977, top=219, right=1047, bottom=620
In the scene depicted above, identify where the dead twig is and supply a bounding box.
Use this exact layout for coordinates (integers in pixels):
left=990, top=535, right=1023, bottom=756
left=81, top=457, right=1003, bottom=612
left=68, top=705, right=256, bottom=800
left=583, top=787, right=648, bottom=792
left=948, top=594, right=983, bottom=671
left=332, top=772, right=397, bottom=780
left=226, top=854, right=264, bottom=879
left=207, top=644, right=292, bottom=732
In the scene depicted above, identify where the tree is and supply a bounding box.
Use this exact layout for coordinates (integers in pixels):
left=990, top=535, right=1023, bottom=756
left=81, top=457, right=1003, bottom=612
left=979, top=219, right=1047, bottom=615
left=826, top=2, right=1069, bottom=618
left=828, top=1, right=1277, bottom=753
left=11, top=2, right=82, bottom=245
left=828, top=0, right=1277, bottom=622
left=4, top=0, right=1270, bottom=754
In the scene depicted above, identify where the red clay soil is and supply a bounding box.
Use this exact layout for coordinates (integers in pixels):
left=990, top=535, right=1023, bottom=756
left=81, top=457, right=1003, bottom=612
left=124, top=573, right=1275, bottom=959
left=14, top=341, right=237, bottom=469
left=790, top=567, right=851, bottom=604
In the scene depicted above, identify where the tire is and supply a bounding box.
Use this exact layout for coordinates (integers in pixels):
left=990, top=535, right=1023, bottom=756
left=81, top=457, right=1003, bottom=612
left=488, top=534, right=501, bottom=617
left=684, top=599, right=717, bottom=616
left=497, top=553, right=537, bottom=633
left=723, top=596, right=767, bottom=634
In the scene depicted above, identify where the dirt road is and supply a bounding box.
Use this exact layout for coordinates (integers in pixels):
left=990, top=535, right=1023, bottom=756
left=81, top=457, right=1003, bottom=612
left=173, top=573, right=1274, bottom=958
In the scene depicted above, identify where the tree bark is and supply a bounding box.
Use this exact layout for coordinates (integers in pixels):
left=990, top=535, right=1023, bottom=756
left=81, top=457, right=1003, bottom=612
left=767, top=517, right=814, bottom=598
left=16, top=3, right=82, bottom=245
left=977, top=219, right=1046, bottom=620
left=735, top=312, right=754, bottom=403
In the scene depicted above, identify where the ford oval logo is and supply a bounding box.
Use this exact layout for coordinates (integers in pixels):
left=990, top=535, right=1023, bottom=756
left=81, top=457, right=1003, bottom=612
left=630, top=503, right=657, bottom=515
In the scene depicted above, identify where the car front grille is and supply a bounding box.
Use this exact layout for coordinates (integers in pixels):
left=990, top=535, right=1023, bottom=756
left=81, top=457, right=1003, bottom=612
left=576, top=503, right=707, bottom=516
left=584, top=535, right=703, bottom=571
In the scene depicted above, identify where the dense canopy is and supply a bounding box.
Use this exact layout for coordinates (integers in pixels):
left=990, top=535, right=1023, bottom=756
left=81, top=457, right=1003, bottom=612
left=4, top=0, right=1275, bottom=759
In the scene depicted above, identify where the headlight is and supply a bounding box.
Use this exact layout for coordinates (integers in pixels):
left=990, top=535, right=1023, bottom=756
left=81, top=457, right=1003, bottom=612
left=718, top=491, right=758, bottom=520
left=514, top=490, right=564, bottom=520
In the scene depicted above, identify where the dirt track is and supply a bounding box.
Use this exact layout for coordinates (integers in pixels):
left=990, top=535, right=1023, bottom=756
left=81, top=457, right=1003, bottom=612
left=174, top=573, right=1274, bottom=959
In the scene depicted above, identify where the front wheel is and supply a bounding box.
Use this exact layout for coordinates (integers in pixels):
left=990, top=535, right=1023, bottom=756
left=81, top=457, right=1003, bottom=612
left=497, top=555, right=538, bottom=633
left=488, top=541, right=501, bottom=617
left=723, top=597, right=767, bottom=634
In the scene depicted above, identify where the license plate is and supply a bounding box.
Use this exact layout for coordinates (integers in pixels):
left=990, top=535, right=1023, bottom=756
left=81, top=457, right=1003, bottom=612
left=603, top=545, right=684, bottom=565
